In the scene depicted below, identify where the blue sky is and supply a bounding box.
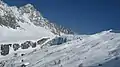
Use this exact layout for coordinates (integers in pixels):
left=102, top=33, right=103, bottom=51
left=3, top=0, right=120, bottom=34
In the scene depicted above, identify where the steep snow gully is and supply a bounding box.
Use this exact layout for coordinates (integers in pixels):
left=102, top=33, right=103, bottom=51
left=0, top=1, right=120, bottom=67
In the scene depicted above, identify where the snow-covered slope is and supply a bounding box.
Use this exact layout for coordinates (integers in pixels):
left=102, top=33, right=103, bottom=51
left=0, top=1, right=120, bottom=67
left=0, top=1, right=73, bottom=43
left=0, top=1, right=53, bottom=43
left=1, top=30, right=120, bottom=67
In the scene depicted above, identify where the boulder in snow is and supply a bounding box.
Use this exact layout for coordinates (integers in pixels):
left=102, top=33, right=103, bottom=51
left=21, top=41, right=32, bottom=49
left=1, top=44, right=10, bottom=56
left=13, top=43, right=20, bottom=51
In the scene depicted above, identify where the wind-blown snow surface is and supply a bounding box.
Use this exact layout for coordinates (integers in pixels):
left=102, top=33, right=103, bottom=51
left=0, top=1, right=120, bottom=67
left=1, top=30, right=120, bottom=67
left=0, top=22, right=54, bottom=43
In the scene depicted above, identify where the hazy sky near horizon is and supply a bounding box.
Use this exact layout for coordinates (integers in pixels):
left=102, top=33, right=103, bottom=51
left=3, top=0, right=120, bottom=34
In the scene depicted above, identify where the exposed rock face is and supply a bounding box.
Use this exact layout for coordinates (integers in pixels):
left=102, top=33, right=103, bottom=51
left=31, top=42, right=37, bottom=48
left=21, top=41, right=31, bottom=49
left=0, top=38, right=49, bottom=56
left=1, top=44, right=10, bottom=56
left=49, top=37, right=67, bottom=46
left=8, top=44, right=12, bottom=47
left=13, top=43, right=20, bottom=51
left=21, top=41, right=37, bottom=49
left=0, top=12, right=20, bottom=29
left=0, top=1, right=74, bottom=35
left=37, top=38, right=49, bottom=45
left=41, top=37, right=67, bottom=48
left=0, top=36, right=67, bottom=56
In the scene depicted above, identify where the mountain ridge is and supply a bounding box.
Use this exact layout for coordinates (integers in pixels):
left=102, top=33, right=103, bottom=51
left=0, top=0, right=74, bottom=35
left=0, top=1, right=120, bottom=67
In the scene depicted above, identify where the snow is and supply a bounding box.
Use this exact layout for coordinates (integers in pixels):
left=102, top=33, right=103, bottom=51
left=0, top=1, right=120, bottom=67
left=0, top=1, right=55, bottom=44
left=0, top=23, right=54, bottom=43
left=0, top=31, right=120, bottom=67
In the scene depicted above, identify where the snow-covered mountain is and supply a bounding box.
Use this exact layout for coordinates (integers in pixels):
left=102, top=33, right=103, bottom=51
left=1, top=30, right=120, bottom=67
left=0, top=1, right=120, bottom=67
left=0, top=1, right=74, bottom=43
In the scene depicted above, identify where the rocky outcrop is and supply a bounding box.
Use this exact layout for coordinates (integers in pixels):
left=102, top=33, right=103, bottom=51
left=0, top=1, right=74, bottom=35
left=30, top=42, right=36, bottom=48
left=1, top=44, right=10, bottom=56
left=0, top=36, right=67, bottom=56
left=21, top=41, right=31, bottom=49
left=48, top=37, right=67, bottom=46
left=21, top=41, right=37, bottom=49
left=41, top=37, right=67, bottom=48
left=37, top=38, right=49, bottom=45
left=13, top=43, right=20, bottom=51
left=0, top=38, right=49, bottom=56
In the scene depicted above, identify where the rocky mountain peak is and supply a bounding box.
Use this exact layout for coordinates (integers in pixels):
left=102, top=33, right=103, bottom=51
left=0, top=1, right=74, bottom=35
left=19, top=4, right=36, bottom=14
